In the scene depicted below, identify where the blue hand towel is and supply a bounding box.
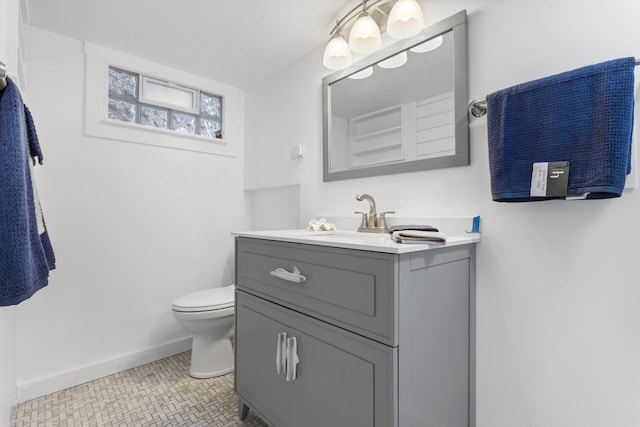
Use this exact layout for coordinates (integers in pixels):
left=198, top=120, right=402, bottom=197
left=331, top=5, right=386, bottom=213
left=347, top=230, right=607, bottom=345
left=487, top=57, right=635, bottom=201
left=0, top=77, right=56, bottom=306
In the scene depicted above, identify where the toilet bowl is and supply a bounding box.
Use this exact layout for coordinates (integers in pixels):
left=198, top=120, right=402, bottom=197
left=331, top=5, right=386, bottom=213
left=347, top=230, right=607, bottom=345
left=171, top=285, right=235, bottom=378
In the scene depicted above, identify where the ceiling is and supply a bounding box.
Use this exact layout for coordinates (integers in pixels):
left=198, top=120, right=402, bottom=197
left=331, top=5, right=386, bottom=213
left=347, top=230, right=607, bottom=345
left=25, top=0, right=351, bottom=89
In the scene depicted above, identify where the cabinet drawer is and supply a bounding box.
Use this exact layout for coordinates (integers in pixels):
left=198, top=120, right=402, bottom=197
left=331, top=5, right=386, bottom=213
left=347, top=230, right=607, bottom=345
left=236, top=237, right=398, bottom=345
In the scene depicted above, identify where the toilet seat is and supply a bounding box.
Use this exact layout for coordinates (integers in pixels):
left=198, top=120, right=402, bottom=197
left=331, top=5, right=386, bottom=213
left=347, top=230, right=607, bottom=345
left=172, top=285, right=235, bottom=312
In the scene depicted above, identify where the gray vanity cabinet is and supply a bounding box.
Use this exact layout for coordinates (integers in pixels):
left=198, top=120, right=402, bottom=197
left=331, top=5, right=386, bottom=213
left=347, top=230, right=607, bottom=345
left=236, top=291, right=397, bottom=427
left=234, top=237, right=476, bottom=427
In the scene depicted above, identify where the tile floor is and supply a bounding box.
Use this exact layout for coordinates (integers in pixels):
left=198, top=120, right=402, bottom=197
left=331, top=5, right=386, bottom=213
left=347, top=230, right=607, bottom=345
left=10, top=352, right=267, bottom=427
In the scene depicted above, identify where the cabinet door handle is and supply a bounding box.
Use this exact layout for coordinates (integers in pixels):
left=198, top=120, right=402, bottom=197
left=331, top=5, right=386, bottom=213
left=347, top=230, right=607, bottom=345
left=276, top=332, right=287, bottom=375
left=270, top=266, right=307, bottom=283
left=286, top=337, right=299, bottom=382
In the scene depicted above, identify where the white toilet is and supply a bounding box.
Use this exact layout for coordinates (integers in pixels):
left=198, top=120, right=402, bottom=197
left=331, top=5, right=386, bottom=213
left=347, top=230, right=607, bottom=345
left=171, top=285, right=235, bottom=378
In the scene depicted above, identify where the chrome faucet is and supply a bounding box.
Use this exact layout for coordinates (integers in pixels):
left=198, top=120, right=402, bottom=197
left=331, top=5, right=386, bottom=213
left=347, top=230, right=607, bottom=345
left=354, top=194, right=395, bottom=233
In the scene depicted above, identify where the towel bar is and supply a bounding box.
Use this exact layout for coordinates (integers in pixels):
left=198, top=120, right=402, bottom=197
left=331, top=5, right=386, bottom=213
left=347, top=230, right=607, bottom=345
left=468, top=58, right=640, bottom=118
left=468, top=99, right=487, bottom=118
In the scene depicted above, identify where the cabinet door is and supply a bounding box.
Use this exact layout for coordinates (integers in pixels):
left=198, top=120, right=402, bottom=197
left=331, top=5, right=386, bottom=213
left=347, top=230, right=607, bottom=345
left=236, top=291, right=398, bottom=427
left=235, top=292, right=292, bottom=426
left=289, top=325, right=393, bottom=427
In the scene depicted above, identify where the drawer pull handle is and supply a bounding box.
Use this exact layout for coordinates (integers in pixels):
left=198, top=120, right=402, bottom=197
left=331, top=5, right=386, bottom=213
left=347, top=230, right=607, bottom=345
left=276, top=332, right=287, bottom=375
left=286, top=336, right=299, bottom=382
left=270, top=266, right=307, bottom=283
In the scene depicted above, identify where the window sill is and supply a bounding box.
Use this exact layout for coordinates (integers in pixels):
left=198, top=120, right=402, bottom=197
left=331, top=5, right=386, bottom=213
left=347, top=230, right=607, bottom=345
left=104, top=118, right=228, bottom=145
left=86, top=117, right=234, bottom=157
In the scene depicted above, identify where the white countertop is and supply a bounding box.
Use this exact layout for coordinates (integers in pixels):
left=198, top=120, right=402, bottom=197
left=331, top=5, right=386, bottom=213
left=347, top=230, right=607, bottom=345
left=232, top=229, right=480, bottom=254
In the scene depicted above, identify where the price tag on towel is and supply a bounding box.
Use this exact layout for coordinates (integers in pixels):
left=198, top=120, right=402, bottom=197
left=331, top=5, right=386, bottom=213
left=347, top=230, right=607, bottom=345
left=530, top=161, right=570, bottom=197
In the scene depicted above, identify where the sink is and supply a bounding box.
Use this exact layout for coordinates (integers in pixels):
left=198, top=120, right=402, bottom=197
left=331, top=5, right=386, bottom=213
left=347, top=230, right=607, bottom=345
left=277, top=230, right=387, bottom=238
left=304, top=230, right=388, bottom=240
left=273, top=230, right=391, bottom=243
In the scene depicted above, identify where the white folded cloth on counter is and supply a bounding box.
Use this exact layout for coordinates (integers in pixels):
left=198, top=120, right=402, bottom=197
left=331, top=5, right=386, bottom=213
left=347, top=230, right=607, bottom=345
left=390, top=229, right=447, bottom=244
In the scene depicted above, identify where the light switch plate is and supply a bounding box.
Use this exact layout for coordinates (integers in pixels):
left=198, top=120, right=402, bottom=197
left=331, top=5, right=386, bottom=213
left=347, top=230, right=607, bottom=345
left=291, top=145, right=304, bottom=159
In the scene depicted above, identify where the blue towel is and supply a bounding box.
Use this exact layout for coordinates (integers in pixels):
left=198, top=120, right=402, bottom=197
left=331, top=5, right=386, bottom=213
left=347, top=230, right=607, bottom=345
left=0, top=77, right=56, bottom=306
left=487, top=57, right=635, bottom=201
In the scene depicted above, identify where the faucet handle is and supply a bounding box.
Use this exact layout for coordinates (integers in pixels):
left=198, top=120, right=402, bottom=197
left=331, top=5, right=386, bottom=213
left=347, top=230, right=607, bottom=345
left=354, top=211, right=368, bottom=231
left=378, top=211, right=395, bottom=232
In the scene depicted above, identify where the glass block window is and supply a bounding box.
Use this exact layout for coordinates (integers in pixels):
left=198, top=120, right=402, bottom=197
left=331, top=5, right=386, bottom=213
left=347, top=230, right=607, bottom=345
left=200, top=118, right=221, bottom=139
left=140, top=104, right=169, bottom=129
left=109, top=67, right=138, bottom=98
left=108, top=98, right=137, bottom=123
left=200, top=92, right=223, bottom=138
left=171, top=111, right=197, bottom=134
left=200, top=92, right=222, bottom=119
left=107, top=66, right=224, bottom=140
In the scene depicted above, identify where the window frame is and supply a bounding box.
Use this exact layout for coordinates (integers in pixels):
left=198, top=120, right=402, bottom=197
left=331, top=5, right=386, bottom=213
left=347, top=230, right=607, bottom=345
left=85, top=42, right=243, bottom=157
left=139, top=76, right=198, bottom=113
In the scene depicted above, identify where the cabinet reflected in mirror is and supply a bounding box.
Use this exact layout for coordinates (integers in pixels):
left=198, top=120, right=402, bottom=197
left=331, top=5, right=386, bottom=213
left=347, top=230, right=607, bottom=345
left=322, top=10, right=468, bottom=182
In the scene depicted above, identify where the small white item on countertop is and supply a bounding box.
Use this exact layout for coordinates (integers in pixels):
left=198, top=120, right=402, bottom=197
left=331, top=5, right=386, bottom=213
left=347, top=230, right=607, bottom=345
left=307, top=218, right=337, bottom=231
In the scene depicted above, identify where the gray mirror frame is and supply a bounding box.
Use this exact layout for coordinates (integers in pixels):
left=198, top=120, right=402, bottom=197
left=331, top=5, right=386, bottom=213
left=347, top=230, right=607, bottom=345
left=322, top=10, right=468, bottom=182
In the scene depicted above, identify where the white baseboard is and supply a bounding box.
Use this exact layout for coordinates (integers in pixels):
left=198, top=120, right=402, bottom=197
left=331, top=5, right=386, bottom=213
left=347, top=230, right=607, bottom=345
left=16, top=338, right=192, bottom=403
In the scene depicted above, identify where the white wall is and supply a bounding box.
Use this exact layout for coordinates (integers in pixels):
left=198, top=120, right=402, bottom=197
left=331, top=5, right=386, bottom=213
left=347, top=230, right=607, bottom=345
left=245, top=1, right=640, bottom=426
left=249, top=185, right=301, bottom=231
left=14, top=26, right=252, bottom=400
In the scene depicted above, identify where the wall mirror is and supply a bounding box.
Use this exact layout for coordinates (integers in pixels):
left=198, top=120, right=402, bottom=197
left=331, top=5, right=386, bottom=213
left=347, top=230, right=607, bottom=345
left=322, top=10, right=468, bottom=182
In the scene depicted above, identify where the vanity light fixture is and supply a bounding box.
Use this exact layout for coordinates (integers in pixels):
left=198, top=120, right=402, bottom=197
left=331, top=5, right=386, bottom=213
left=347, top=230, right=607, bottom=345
left=377, top=51, right=408, bottom=69
left=348, top=10, right=382, bottom=54
left=409, top=35, right=443, bottom=53
left=348, top=66, right=374, bottom=79
left=386, top=0, right=424, bottom=39
left=323, top=32, right=353, bottom=70
left=323, top=0, right=425, bottom=70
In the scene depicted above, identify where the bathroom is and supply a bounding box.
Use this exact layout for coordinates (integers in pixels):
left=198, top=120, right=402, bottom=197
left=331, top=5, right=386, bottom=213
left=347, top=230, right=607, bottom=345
left=1, top=0, right=639, bottom=426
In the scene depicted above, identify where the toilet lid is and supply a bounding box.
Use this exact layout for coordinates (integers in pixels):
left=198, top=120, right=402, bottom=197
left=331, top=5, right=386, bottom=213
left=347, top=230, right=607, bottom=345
left=172, top=285, right=235, bottom=312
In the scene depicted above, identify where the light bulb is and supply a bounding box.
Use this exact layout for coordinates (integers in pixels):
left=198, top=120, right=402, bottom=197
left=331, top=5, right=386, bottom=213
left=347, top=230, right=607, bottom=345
left=387, top=0, right=424, bottom=39
left=348, top=67, right=374, bottom=79
left=377, top=51, right=408, bottom=69
left=348, top=12, right=382, bottom=54
left=410, top=35, right=443, bottom=53
left=323, top=33, right=353, bottom=70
